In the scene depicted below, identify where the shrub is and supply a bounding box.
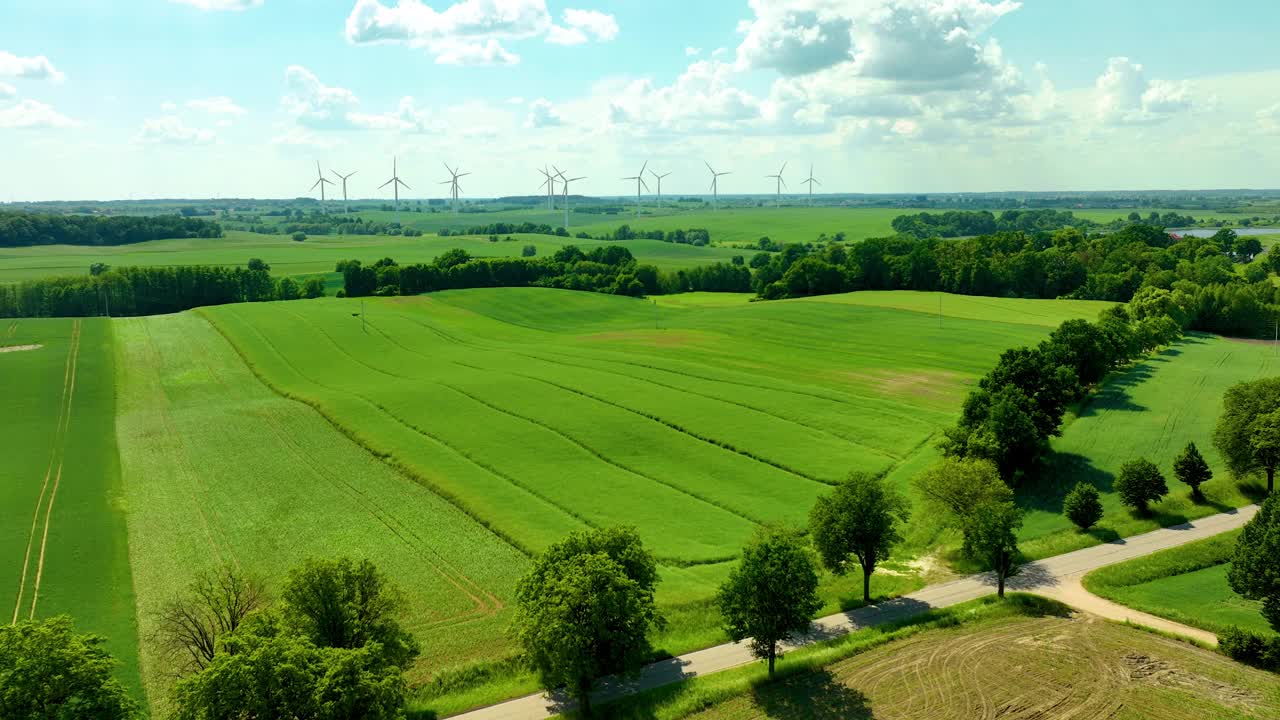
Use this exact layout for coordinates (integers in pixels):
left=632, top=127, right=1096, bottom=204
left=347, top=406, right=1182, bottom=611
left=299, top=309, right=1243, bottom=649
left=1218, top=625, right=1280, bottom=671
left=522, top=244, right=537, bottom=257
left=1115, top=458, right=1168, bottom=513
left=1173, top=442, right=1212, bottom=499
left=1063, top=482, right=1104, bottom=530
left=291, top=231, right=307, bottom=242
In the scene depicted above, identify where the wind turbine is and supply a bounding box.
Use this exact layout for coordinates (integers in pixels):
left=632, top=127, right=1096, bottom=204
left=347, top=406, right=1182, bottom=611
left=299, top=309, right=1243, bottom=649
left=648, top=167, right=672, bottom=209
left=379, top=157, right=411, bottom=225
left=801, top=164, right=820, bottom=206
left=331, top=169, right=357, bottom=214
left=555, top=166, right=585, bottom=229
left=441, top=163, right=470, bottom=214
left=622, top=161, right=649, bottom=217
left=705, top=161, right=731, bottom=210
left=538, top=166, right=557, bottom=211
left=310, top=161, right=334, bottom=213
left=766, top=162, right=787, bottom=208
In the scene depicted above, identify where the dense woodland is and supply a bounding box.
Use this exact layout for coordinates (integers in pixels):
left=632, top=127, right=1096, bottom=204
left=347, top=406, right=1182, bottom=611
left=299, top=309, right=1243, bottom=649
left=0, top=211, right=223, bottom=247
left=889, top=208, right=1196, bottom=238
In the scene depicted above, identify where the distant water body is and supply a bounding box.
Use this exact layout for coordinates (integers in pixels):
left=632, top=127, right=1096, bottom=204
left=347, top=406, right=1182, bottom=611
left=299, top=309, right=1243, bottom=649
left=1169, top=227, right=1279, bottom=238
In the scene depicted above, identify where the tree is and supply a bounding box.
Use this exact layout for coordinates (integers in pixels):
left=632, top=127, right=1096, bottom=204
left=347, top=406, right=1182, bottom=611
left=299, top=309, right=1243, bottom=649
left=0, top=616, right=139, bottom=719
left=809, top=472, right=910, bottom=603
left=514, top=527, right=662, bottom=716
left=1172, top=442, right=1213, bottom=500
left=1250, top=410, right=1280, bottom=495
left=277, top=276, right=302, bottom=301
left=292, top=231, right=307, bottom=242
left=913, top=458, right=1013, bottom=544
left=171, top=613, right=405, bottom=720
left=717, top=527, right=821, bottom=677
left=280, top=557, right=419, bottom=670
left=90, top=261, right=110, bottom=276
left=1114, top=458, right=1168, bottom=513
left=157, top=562, right=266, bottom=674
left=302, top=276, right=327, bottom=299
left=521, top=244, right=537, bottom=257
left=1215, top=377, right=1280, bottom=494
left=1227, top=495, right=1280, bottom=632
left=1062, top=482, right=1104, bottom=531
left=964, top=501, right=1023, bottom=598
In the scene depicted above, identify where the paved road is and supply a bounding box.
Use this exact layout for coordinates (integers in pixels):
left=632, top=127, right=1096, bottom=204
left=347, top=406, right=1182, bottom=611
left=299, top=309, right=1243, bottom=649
left=451, top=504, right=1259, bottom=720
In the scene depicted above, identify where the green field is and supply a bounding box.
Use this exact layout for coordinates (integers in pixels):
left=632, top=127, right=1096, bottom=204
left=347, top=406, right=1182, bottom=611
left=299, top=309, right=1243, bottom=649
left=111, top=312, right=528, bottom=710
left=0, top=319, right=142, bottom=698
left=1083, top=531, right=1273, bottom=637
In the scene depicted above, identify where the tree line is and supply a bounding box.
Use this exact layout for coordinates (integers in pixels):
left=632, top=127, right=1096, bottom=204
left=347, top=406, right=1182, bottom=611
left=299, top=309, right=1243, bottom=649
left=0, top=211, right=223, bottom=248
left=0, top=259, right=324, bottom=318
left=338, top=245, right=751, bottom=299
left=751, top=225, right=1278, bottom=337
left=890, top=208, right=1198, bottom=239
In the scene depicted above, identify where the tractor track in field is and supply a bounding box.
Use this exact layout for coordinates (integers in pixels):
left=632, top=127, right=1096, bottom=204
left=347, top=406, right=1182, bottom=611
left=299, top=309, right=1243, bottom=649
left=181, top=318, right=502, bottom=625
left=11, top=319, right=80, bottom=624
left=5, top=320, right=16, bottom=338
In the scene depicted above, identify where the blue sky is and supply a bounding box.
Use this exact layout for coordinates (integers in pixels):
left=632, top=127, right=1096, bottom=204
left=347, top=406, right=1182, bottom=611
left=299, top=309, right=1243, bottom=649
left=2, top=0, right=1278, bottom=200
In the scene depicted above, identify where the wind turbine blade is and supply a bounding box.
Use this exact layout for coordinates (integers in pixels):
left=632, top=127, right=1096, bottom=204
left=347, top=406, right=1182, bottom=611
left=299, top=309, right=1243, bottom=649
left=814, top=178, right=821, bottom=186
left=399, top=180, right=412, bottom=190
left=721, top=171, right=733, bottom=176
left=640, top=178, right=650, bottom=192
left=380, top=178, right=395, bottom=189
left=457, top=172, right=471, bottom=178
left=310, top=179, right=322, bottom=191
left=639, top=160, right=648, bottom=176
left=440, top=180, right=453, bottom=185
left=780, top=161, right=788, bottom=174
left=705, top=161, right=715, bottom=174
left=710, top=180, right=717, bottom=192
left=332, top=169, right=342, bottom=179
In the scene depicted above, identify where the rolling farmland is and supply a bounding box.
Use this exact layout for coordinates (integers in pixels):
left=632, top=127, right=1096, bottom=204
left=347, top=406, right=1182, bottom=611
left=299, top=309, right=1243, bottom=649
left=0, top=318, right=141, bottom=698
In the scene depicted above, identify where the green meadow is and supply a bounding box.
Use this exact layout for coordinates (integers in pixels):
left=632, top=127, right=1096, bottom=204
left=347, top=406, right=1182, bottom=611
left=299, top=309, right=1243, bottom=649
left=1083, top=530, right=1273, bottom=637
left=0, top=318, right=141, bottom=699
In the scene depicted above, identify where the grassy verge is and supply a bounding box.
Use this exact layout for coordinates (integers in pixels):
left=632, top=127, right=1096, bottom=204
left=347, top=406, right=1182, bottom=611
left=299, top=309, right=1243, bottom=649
left=1082, top=530, right=1274, bottom=637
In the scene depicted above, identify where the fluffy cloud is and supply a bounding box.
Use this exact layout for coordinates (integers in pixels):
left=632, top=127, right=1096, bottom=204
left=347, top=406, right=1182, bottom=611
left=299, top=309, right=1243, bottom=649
left=606, top=60, right=762, bottom=134
left=1095, top=57, right=1193, bottom=124
left=136, top=116, right=215, bottom=144
left=0, top=51, right=65, bottom=82
left=348, top=96, right=443, bottom=132
left=0, top=99, right=78, bottom=129
left=0, top=82, right=13, bottom=99
left=168, top=0, right=263, bottom=9
left=345, top=0, right=617, bottom=64
left=188, top=96, right=247, bottom=115
left=736, top=2, right=854, bottom=76
left=685, top=46, right=701, bottom=57
left=281, top=65, right=358, bottom=128
left=524, top=97, right=561, bottom=128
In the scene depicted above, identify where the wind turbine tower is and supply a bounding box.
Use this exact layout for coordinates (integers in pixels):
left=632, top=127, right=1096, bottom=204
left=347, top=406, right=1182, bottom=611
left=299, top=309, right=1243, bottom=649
left=378, top=157, right=411, bottom=225
left=331, top=169, right=357, bottom=214
left=538, top=166, right=557, bottom=211
left=555, top=167, right=586, bottom=229
left=310, top=161, right=335, bottom=213
left=705, top=162, right=731, bottom=210
left=801, top=164, right=820, bottom=206
left=622, top=161, right=649, bottom=217
left=441, top=163, right=470, bottom=214
left=767, top=162, right=788, bottom=208
left=648, top=167, right=671, bottom=208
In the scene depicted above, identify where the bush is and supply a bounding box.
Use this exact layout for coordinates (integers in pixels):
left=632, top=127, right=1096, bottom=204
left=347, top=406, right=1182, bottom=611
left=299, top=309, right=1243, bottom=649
left=522, top=244, right=537, bottom=257
left=302, top=277, right=326, bottom=299
left=1115, top=457, right=1168, bottom=513
left=1218, top=625, right=1280, bottom=671
left=291, top=231, right=307, bottom=242
left=1063, top=482, right=1104, bottom=530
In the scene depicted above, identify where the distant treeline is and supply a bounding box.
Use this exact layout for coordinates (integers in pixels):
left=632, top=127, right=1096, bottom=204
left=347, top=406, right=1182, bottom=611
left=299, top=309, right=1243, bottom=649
left=0, top=211, right=223, bottom=247
left=889, top=209, right=1197, bottom=239
left=603, top=225, right=711, bottom=246
left=438, top=222, right=572, bottom=238
left=0, top=259, right=323, bottom=318
left=338, top=245, right=750, bottom=299
left=752, top=225, right=1276, bottom=336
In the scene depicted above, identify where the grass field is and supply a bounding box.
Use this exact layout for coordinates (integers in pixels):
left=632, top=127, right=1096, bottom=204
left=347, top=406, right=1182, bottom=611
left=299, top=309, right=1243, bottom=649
left=1083, top=530, right=1274, bottom=637
left=0, top=318, right=142, bottom=699
left=665, top=611, right=1280, bottom=720
left=111, top=312, right=528, bottom=712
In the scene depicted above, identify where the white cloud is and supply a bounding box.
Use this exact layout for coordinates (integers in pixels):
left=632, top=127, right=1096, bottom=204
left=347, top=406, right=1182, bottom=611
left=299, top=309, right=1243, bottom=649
left=685, top=46, right=702, bottom=57
left=525, top=97, right=561, bottom=128
left=0, top=51, right=65, bottom=82
left=735, top=1, right=854, bottom=76
left=0, top=82, right=14, bottom=99
left=281, top=65, right=358, bottom=128
left=1095, top=57, right=1194, bottom=124
left=606, top=60, right=763, bottom=134
left=187, top=96, right=247, bottom=115
left=345, top=0, right=616, bottom=63
left=1258, top=103, right=1280, bottom=134
left=136, top=115, right=215, bottom=144
left=349, top=96, right=443, bottom=132
left=168, top=0, right=263, bottom=10
left=0, top=99, right=77, bottom=129
left=506, top=95, right=525, bottom=105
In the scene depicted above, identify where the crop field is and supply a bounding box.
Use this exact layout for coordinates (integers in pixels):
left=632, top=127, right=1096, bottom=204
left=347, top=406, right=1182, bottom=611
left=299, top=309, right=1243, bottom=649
left=199, top=289, right=1115, bottom=606
left=111, top=313, right=527, bottom=710
left=679, top=614, right=1280, bottom=720
left=0, top=318, right=141, bottom=697
left=1083, top=530, right=1273, bottom=637
left=1019, top=334, right=1279, bottom=559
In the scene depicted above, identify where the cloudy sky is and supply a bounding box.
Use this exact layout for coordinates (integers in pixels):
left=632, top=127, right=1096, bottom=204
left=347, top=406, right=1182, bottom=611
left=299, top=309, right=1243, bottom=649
left=2, top=0, right=1278, bottom=201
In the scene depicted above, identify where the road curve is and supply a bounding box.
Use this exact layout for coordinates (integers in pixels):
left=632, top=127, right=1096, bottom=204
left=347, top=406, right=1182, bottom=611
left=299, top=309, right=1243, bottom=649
left=449, top=504, right=1259, bottom=720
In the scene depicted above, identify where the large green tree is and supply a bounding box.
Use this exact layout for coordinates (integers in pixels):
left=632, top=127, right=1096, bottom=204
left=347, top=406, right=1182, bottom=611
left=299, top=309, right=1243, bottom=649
left=809, top=472, right=910, bottom=603
left=280, top=557, right=419, bottom=670
left=513, top=527, right=662, bottom=716
left=1114, top=458, right=1168, bottom=514
left=1227, top=495, right=1280, bottom=631
left=964, top=501, right=1024, bottom=598
left=0, top=616, right=139, bottom=720
left=1172, top=442, right=1213, bottom=500
left=913, top=458, right=1012, bottom=545
left=1214, top=377, right=1280, bottom=494
left=717, top=527, right=822, bottom=677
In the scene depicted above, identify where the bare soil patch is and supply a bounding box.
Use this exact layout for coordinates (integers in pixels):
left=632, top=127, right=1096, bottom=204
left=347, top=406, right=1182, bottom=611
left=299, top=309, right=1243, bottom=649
left=0, top=343, right=42, bottom=353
